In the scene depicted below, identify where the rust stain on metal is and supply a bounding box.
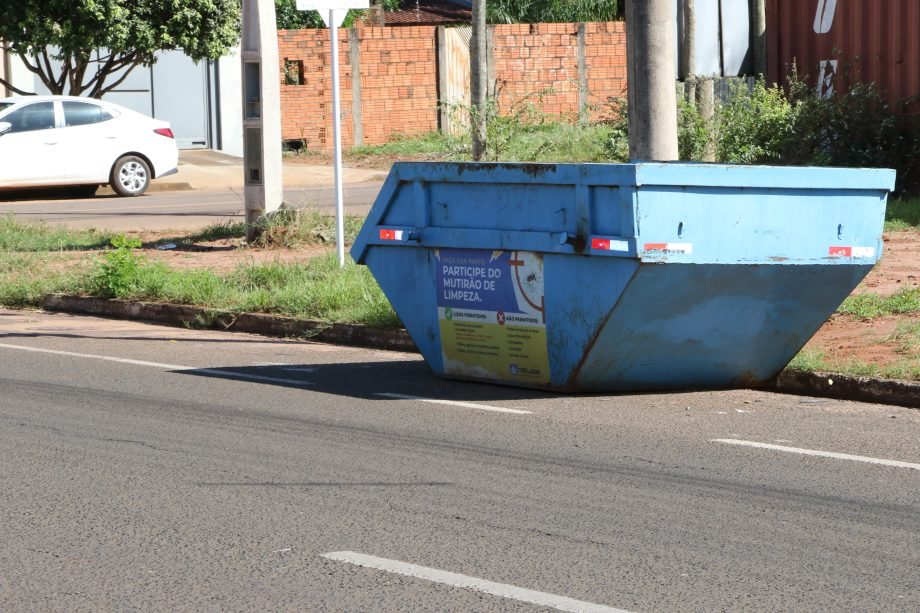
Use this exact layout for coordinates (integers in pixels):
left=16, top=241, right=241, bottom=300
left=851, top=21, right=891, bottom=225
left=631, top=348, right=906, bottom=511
left=456, top=163, right=558, bottom=176
left=768, top=0, right=920, bottom=107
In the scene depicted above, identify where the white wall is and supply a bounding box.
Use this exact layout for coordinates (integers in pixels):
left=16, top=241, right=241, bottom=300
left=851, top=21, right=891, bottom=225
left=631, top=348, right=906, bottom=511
left=6, top=54, right=36, bottom=95
left=216, top=47, right=244, bottom=158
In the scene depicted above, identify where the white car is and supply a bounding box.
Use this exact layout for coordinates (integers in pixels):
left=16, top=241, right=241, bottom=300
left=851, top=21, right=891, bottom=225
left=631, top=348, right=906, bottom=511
left=0, top=95, right=178, bottom=197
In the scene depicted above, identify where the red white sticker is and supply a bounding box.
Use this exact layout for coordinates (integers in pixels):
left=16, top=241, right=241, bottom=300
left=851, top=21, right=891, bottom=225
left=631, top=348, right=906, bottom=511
left=829, top=246, right=875, bottom=258
left=644, top=242, right=693, bottom=254
left=591, top=237, right=629, bottom=252
left=379, top=228, right=405, bottom=241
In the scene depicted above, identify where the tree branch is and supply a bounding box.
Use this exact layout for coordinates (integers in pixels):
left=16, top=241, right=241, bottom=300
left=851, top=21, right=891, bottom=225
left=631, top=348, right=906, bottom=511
left=0, top=75, right=37, bottom=96
left=90, top=52, right=140, bottom=98
left=94, top=62, right=141, bottom=98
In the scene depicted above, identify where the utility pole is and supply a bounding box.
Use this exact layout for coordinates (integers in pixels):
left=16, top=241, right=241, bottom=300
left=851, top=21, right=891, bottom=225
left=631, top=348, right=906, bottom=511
left=240, top=0, right=284, bottom=242
left=751, top=0, right=767, bottom=76
left=470, top=0, right=487, bottom=161
left=679, top=0, right=695, bottom=82
left=625, top=0, right=679, bottom=161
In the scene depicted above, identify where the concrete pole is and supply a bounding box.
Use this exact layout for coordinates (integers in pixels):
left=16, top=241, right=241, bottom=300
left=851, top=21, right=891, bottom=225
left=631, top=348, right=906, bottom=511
left=470, top=0, right=487, bottom=160
left=241, top=0, right=284, bottom=241
left=750, top=0, right=767, bottom=77
left=625, top=0, right=679, bottom=161
left=679, top=0, right=696, bottom=82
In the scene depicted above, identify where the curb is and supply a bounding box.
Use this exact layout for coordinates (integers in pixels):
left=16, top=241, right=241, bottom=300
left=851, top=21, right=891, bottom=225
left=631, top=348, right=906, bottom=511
left=40, top=294, right=919, bottom=409
left=41, top=294, right=416, bottom=353
left=97, top=182, right=195, bottom=195
left=769, top=370, right=920, bottom=409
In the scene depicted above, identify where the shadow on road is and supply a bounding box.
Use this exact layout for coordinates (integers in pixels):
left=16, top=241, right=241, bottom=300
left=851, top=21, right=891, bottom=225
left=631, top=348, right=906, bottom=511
left=177, top=359, right=562, bottom=404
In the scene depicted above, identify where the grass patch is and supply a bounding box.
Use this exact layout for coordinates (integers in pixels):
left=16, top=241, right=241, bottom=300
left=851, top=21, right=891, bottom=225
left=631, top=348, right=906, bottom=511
left=786, top=348, right=828, bottom=372
left=0, top=215, right=113, bottom=252
left=153, top=209, right=366, bottom=250
left=838, top=287, right=920, bottom=318
left=0, top=252, right=93, bottom=307
left=81, top=248, right=399, bottom=328
left=885, top=196, right=920, bottom=231
left=344, top=121, right=621, bottom=167
left=348, top=132, right=467, bottom=164
left=251, top=208, right=365, bottom=249
left=786, top=347, right=920, bottom=382
left=885, top=320, right=920, bottom=355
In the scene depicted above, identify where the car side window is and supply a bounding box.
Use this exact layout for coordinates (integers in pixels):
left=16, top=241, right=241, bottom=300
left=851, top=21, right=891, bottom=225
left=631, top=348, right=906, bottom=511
left=4, top=102, right=56, bottom=133
left=63, top=101, right=114, bottom=127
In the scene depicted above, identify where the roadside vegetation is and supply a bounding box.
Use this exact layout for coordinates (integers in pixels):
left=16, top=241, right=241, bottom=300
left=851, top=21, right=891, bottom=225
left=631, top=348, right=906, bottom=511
left=788, top=347, right=920, bottom=382
left=0, top=215, right=398, bottom=328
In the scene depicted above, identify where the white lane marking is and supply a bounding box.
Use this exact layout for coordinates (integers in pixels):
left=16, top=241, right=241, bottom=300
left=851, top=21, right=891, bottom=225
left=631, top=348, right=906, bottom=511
left=712, top=439, right=920, bottom=471
left=375, top=392, right=531, bottom=415
left=321, top=551, right=631, bottom=613
left=0, top=342, right=313, bottom=387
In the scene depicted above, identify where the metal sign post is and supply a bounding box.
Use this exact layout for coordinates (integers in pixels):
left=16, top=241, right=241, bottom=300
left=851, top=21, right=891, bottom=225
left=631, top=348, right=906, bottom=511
left=296, top=0, right=369, bottom=267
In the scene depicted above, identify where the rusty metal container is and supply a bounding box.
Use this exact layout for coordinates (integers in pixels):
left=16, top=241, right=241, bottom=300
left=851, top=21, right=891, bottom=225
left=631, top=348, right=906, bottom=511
left=767, top=0, right=920, bottom=105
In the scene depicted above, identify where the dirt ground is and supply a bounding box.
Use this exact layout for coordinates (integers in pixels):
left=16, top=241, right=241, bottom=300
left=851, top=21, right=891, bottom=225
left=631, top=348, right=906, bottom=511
left=128, top=229, right=920, bottom=373
left=804, top=231, right=920, bottom=370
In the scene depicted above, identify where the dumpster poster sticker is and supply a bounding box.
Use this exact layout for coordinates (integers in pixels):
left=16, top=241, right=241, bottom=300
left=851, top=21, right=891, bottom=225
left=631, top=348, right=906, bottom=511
left=435, top=248, right=549, bottom=385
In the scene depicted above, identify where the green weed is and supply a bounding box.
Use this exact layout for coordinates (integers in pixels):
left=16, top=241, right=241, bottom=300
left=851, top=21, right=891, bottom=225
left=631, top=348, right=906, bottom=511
left=839, top=288, right=920, bottom=319
left=90, top=235, right=146, bottom=298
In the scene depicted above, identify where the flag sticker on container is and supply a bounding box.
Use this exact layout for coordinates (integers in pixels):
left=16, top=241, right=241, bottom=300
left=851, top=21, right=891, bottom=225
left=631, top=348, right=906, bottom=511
left=590, top=237, right=629, bottom=252
left=644, top=242, right=693, bottom=254
left=379, top=228, right=405, bottom=241
left=829, top=246, right=875, bottom=258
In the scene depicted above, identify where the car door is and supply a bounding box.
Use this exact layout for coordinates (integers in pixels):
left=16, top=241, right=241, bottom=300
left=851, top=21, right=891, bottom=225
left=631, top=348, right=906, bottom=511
left=58, top=100, right=121, bottom=182
left=0, top=101, right=64, bottom=187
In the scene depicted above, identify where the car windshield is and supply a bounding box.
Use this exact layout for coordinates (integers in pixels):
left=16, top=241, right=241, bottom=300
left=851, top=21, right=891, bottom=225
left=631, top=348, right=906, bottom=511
left=0, top=102, right=13, bottom=113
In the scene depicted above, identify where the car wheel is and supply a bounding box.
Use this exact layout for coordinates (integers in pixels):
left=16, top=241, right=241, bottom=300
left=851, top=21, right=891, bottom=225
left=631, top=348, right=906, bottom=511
left=111, top=155, right=150, bottom=197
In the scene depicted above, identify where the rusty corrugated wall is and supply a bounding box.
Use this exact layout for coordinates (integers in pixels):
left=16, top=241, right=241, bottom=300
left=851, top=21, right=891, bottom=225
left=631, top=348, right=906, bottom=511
left=767, top=0, right=920, bottom=106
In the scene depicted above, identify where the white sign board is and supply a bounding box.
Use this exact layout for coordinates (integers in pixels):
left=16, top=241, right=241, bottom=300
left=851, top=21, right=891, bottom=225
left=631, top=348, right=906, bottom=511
left=296, top=0, right=369, bottom=27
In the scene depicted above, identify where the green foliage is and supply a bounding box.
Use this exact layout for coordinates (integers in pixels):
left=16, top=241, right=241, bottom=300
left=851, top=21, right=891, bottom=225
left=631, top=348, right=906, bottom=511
left=349, top=131, right=467, bottom=162
left=276, top=0, right=400, bottom=29
left=487, top=0, right=623, bottom=23
left=714, top=78, right=793, bottom=164
left=677, top=97, right=709, bottom=162
left=782, top=63, right=920, bottom=193
left=696, top=65, right=920, bottom=193
left=598, top=95, right=629, bottom=161
left=0, top=0, right=240, bottom=97
left=885, top=197, right=920, bottom=231
left=90, top=235, right=146, bottom=298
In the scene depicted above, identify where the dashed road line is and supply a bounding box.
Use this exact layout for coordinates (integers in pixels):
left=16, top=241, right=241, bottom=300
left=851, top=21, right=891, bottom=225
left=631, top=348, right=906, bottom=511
left=0, top=342, right=313, bottom=387
left=375, top=392, right=531, bottom=415
left=321, top=551, right=631, bottom=613
left=712, top=439, right=920, bottom=471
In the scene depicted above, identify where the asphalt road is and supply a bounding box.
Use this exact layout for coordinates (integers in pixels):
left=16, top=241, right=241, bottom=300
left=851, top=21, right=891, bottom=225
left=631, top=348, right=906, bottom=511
left=0, top=183, right=383, bottom=231
left=1, top=309, right=918, bottom=611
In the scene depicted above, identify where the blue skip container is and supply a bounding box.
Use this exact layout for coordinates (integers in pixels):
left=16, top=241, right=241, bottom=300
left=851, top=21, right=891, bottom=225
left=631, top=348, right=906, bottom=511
left=351, top=162, right=895, bottom=392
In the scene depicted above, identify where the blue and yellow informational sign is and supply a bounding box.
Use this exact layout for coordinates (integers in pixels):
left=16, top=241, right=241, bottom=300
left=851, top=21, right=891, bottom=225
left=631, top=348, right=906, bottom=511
left=435, top=248, right=549, bottom=385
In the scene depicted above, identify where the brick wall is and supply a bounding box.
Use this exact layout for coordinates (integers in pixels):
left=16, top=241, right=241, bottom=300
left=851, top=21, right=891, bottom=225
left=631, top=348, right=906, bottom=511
left=278, top=25, right=439, bottom=150
left=278, top=22, right=627, bottom=151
